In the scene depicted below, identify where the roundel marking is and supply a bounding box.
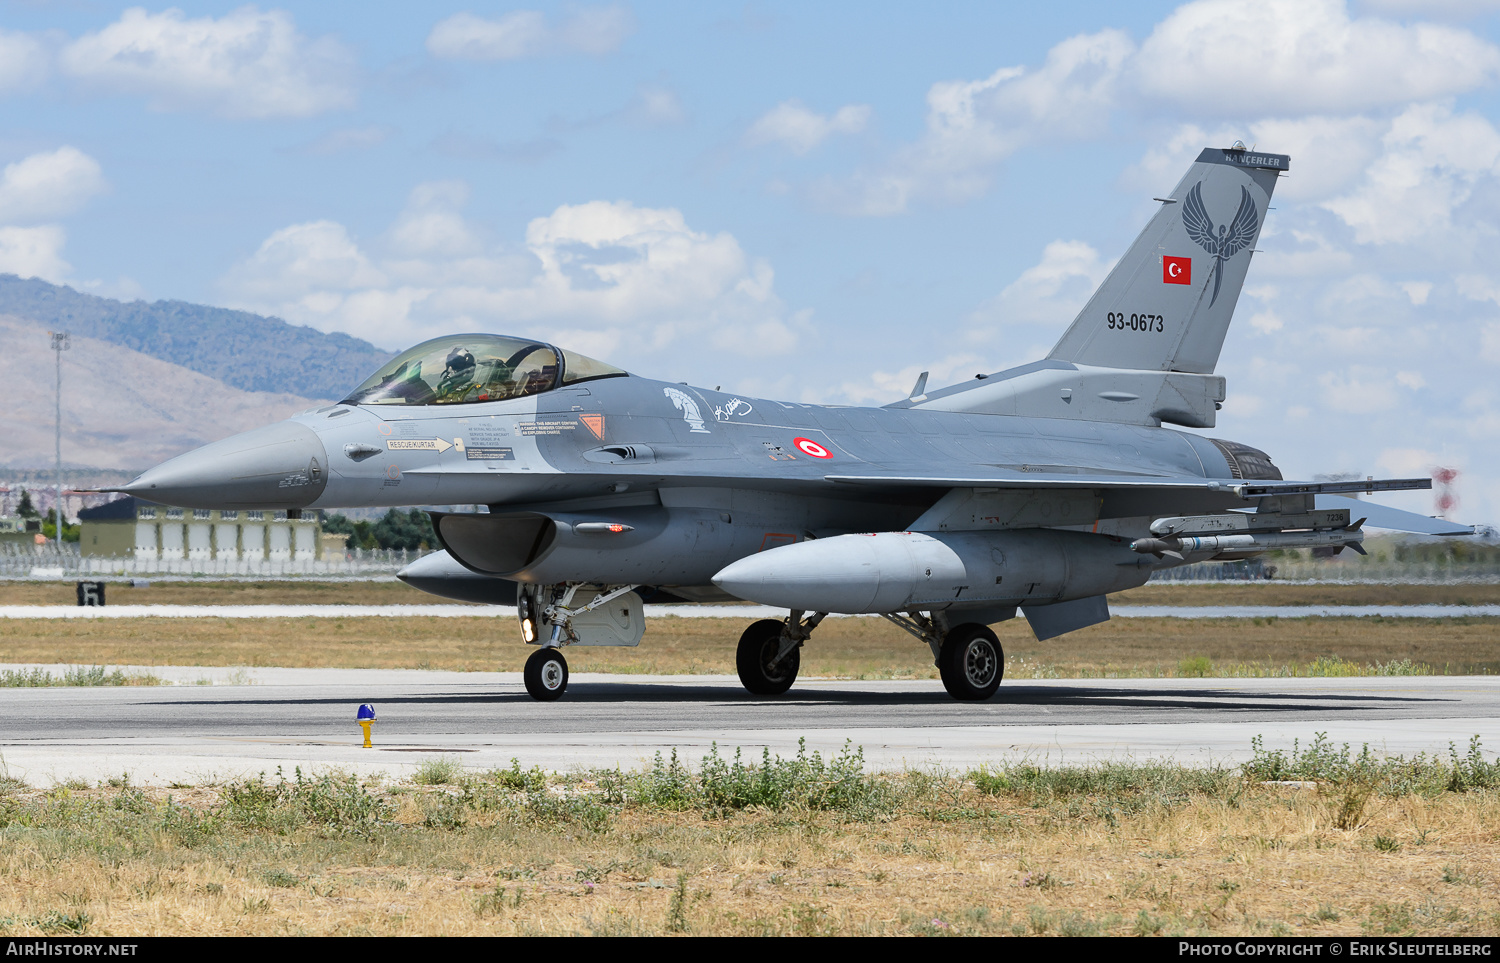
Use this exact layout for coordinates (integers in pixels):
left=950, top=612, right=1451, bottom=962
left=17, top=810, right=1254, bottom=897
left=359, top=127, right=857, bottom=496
left=794, top=437, right=831, bottom=459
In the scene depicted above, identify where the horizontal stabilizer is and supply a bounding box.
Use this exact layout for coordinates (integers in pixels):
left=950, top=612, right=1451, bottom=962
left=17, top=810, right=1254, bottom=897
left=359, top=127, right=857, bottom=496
left=1314, top=495, right=1473, bottom=536
left=1235, top=478, right=1429, bottom=498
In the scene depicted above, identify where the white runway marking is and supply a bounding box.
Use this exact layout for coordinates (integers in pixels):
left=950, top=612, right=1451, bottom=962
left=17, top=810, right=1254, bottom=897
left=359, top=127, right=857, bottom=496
left=2, top=603, right=1497, bottom=619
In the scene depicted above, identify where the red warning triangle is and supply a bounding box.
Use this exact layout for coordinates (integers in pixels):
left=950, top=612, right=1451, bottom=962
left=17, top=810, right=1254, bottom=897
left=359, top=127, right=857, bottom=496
left=579, top=414, right=605, bottom=439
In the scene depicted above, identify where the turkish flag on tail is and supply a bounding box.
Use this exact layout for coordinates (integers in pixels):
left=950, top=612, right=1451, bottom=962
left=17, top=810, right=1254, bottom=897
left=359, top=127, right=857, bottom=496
left=1163, top=256, right=1191, bottom=285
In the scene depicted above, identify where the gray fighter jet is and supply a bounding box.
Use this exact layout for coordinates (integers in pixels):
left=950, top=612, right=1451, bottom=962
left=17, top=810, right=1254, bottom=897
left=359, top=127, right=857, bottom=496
left=116, top=143, right=1470, bottom=702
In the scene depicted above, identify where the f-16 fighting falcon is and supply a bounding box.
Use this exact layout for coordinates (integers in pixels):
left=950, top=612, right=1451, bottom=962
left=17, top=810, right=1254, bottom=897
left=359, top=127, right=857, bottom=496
left=115, top=143, right=1472, bottom=702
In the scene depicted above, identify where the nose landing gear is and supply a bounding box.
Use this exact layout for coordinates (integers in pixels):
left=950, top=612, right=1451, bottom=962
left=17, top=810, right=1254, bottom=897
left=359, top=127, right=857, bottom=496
left=516, top=582, right=643, bottom=701
left=523, top=647, right=569, bottom=701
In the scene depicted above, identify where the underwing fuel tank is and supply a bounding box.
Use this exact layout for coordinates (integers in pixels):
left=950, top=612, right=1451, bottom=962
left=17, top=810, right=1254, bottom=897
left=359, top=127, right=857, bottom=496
left=711, top=530, right=1152, bottom=615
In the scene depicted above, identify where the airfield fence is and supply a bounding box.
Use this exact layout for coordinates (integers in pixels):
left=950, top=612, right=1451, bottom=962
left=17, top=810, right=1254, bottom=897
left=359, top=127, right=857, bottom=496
left=1149, top=556, right=1500, bottom=583
left=3, top=541, right=1499, bottom=583
left=0, top=542, right=430, bottom=579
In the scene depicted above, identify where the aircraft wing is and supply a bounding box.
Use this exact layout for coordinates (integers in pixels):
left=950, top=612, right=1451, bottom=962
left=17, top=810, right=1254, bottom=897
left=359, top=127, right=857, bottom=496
left=824, top=473, right=1468, bottom=535
left=825, top=473, right=1431, bottom=499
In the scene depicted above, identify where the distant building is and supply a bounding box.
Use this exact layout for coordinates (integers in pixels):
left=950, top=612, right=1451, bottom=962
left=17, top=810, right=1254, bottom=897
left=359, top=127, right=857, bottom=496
left=78, top=496, right=343, bottom=560
left=0, top=514, right=43, bottom=546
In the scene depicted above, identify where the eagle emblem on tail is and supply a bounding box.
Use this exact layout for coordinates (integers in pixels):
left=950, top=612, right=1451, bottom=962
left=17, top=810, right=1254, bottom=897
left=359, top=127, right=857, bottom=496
left=1182, top=182, right=1258, bottom=307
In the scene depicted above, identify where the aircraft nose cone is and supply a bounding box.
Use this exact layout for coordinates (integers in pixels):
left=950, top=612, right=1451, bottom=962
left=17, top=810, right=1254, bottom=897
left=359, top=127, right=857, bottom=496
left=121, top=421, right=329, bottom=510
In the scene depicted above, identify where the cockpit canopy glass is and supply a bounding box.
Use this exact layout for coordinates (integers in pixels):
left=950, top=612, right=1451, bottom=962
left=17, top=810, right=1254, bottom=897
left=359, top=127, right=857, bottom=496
left=341, top=335, right=625, bottom=406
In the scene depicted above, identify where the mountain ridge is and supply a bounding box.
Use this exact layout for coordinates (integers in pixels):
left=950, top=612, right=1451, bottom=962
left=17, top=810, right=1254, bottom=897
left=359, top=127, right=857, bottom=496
left=0, top=275, right=392, bottom=398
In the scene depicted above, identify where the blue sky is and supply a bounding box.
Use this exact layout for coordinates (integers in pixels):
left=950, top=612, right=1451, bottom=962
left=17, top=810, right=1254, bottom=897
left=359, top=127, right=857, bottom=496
left=5, top=0, right=1500, bottom=526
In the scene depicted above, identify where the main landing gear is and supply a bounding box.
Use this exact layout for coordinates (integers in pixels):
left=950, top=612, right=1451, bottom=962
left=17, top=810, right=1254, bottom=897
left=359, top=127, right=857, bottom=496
left=736, top=610, right=825, bottom=696
left=883, top=611, right=1005, bottom=701
left=936, top=623, right=1004, bottom=700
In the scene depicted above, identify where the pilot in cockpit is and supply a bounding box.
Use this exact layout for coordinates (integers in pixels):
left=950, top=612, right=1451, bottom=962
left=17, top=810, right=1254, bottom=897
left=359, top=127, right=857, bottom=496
left=341, top=334, right=625, bottom=407
left=435, top=346, right=478, bottom=402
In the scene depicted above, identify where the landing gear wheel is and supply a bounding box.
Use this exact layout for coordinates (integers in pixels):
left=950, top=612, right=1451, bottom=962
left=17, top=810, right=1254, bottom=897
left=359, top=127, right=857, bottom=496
left=938, top=623, right=1004, bottom=701
left=736, top=619, right=800, bottom=695
left=524, top=647, right=569, bottom=701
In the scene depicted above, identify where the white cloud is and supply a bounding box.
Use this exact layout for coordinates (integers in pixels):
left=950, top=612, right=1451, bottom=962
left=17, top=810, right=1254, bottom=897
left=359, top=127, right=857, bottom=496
left=818, top=1, right=1500, bottom=217
left=1240, top=116, right=1387, bottom=201
left=746, top=101, right=870, bottom=155
left=0, top=147, right=105, bottom=223
left=969, top=240, right=1111, bottom=331
left=822, top=29, right=1133, bottom=214
left=631, top=84, right=686, bottom=127
left=837, top=352, right=986, bottom=406
left=555, top=5, right=635, bottom=55
left=301, top=126, right=390, bottom=156
left=1249, top=311, right=1284, bottom=334
left=1457, top=274, right=1500, bottom=307
left=1400, top=281, right=1433, bottom=305
left=427, top=11, right=546, bottom=60
left=219, top=187, right=801, bottom=364
left=0, top=147, right=107, bottom=286
left=1376, top=447, right=1448, bottom=477
left=1318, top=366, right=1410, bottom=412
left=1136, top=0, right=1500, bottom=115
left=59, top=7, right=356, bottom=119
left=1323, top=103, right=1500, bottom=243
left=426, top=6, right=633, bottom=61
left=222, top=220, right=386, bottom=305
left=1359, top=0, right=1500, bottom=19
left=0, top=30, right=49, bottom=95
left=1121, top=116, right=1382, bottom=202
left=0, top=225, right=71, bottom=282
left=1252, top=229, right=1354, bottom=278
left=1121, top=123, right=1244, bottom=192
left=385, top=181, right=481, bottom=258
left=1481, top=321, right=1500, bottom=363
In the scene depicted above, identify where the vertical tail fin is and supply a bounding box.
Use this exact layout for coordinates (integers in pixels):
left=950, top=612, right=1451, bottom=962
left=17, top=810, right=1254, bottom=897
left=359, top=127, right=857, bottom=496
left=1047, top=145, right=1288, bottom=374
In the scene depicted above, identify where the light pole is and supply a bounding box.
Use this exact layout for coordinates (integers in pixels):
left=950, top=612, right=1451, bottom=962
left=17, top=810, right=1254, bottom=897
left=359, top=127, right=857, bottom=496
left=50, top=331, right=69, bottom=543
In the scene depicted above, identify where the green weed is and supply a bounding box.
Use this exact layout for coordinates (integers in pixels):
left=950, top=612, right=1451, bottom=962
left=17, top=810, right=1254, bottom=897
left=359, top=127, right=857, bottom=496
left=411, top=757, right=464, bottom=786
left=0, top=665, right=162, bottom=687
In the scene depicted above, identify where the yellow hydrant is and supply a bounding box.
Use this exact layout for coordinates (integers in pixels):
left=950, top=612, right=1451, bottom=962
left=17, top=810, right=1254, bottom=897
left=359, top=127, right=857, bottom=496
left=356, top=703, right=376, bottom=748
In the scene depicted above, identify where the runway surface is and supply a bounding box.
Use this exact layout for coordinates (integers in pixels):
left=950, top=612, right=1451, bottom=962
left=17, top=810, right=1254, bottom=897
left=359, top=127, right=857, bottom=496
left=2, top=667, right=1496, bottom=786
left=3, top=603, right=1498, bottom=619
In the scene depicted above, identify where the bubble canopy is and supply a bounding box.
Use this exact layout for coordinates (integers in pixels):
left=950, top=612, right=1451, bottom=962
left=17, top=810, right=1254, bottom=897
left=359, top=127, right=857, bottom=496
left=341, top=335, right=626, bottom=406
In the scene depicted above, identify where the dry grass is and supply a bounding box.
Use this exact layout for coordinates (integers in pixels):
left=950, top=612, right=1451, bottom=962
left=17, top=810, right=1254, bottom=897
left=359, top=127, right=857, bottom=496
left=0, top=751, right=1497, bottom=937
left=1, top=613, right=1497, bottom=678
left=0, top=579, right=443, bottom=607
left=3, top=579, right=1500, bottom=609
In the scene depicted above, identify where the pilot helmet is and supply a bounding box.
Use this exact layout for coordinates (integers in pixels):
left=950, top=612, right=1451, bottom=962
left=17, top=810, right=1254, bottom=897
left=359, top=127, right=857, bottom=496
left=445, top=347, right=476, bottom=374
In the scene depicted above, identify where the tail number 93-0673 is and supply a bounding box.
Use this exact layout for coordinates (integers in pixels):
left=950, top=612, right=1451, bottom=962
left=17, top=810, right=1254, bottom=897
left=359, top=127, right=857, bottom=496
left=1107, top=311, right=1164, bottom=332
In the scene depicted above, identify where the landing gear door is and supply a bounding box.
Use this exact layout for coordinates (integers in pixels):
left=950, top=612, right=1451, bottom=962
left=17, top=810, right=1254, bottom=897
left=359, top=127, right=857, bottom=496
left=568, top=588, right=645, bottom=646
left=519, top=583, right=646, bottom=647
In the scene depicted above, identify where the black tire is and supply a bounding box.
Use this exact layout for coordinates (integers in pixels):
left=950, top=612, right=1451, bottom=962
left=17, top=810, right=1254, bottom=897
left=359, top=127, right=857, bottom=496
left=736, top=619, right=800, bottom=695
left=523, top=647, right=569, bottom=701
left=937, top=623, right=1004, bottom=701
